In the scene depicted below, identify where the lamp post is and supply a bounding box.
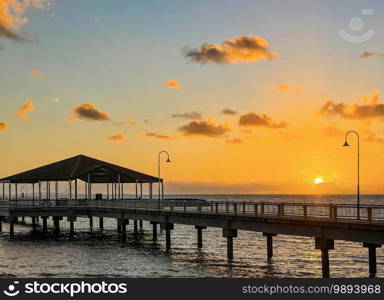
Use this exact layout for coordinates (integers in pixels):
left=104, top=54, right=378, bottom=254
left=158, top=151, right=171, bottom=200
left=342, top=130, right=360, bottom=220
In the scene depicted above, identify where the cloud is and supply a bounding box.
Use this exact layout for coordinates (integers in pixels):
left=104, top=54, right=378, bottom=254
left=275, top=84, right=303, bottom=92
left=171, top=112, right=202, bottom=119
left=31, top=71, right=43, bottom=78
left=143, top=132, right=173, bottom=139
left=0, top=122, right=9, bottom=131
left=319, top=90, right=384, bottom=120
left=184, top=34, right=277, bottom=65
left=108, top=133, right=125, bottom=141
left=226, top=138, right=243, bottom=144
left=238, top=112, right=286, bottom=128
left=16, top=100, right=34, bottom=121
left=360, top=51, right=384, bottom=58
left=321, top=126, right=344, bottom=136
left=89, top=16, right=102, bottom=24
left=164, top=80, right=181, bottom=89
left=0, top=0, right=50, bottom=41
left=69, top=103, right=110, bottom=121
left=221, top=108, right=238, bottom=115
left=112, top=119, right=135, bottom=126
left=178, top=119, right=229, bottom=137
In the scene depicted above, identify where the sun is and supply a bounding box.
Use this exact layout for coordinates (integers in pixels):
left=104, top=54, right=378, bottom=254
left=314, top=177, right=325, bottom=184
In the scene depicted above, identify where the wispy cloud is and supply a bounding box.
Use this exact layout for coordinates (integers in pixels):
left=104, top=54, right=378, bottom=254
left=0, top=122, right=9, bottom=131
left=238, top=112, right=286, bottom=128
left=0, top=0, right=50, bottom=42
left=171, top=112, right=202, bottom=119
left=31, top=71, right=43, bottom=78
left=178, top=119, right=229, bottom=137
left=16, top=100, right=34, bottom=121
left=275, top=84, right=303, bottom=92
left=226, top=138, right=243, bottom=144
left=143, top=132, right=173, bottom=139
left=164, top=80, right=181, bottom=89
left=184, top=34, right=277, bottom=65
left=360, top=51, right=384, bottom=58
left=221, top=108, right=238, bottom=115
left=112, top=120, right=135, bottom=126
left=321, top=126, right=344, bottom=136
left=69, top=103, right=110, bottom=121
left=319, top=90, right=384, bottom=120
left=108, top=133, right=125, bottom=141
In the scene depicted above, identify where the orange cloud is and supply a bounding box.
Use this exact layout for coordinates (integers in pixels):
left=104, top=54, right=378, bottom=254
left=31, top=71, right=43, bottom=78
left=360, top=51, right=384, bottom=58
left=0, top=0, right=50, bottom=41
left=226, top=138, right=243, bottom=144
left=221, top=108, right=238, bottom=115
left=164, top=80, right=181, bottom=89
left=238, top=112, right=286, bottom=128
left=319, top=90, right=384, bottom=120
left=184, top=34, right=277, bottom=65
left=16, top=100, right=34, bottom=121
left=69, top=103, right=110, bottom=121
left=178, top=119, right=229, bottom=137
left=143, top=132, right=173, bottom=139
left=108, top=133, right=125, bottom=141
left=0, top=122, right=9, bottom=131
left=112, top=120, right=135, bottom=126
left=171, top=112, right=202, bottom=119
left=275, top=84, right=303, bottom=92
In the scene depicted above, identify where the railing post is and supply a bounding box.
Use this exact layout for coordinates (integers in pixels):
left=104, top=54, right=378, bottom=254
left=210, top=201, right=213, bottom=213
left=170, top=201, right=174, bottom=212
left=226, top=202, right=229, bottom=213
left=329, top=204, right=333, bottom=219
left=332, top=205, right=337, bottom=221
left=261, top=202, right=264, bottom=215
left=198, top=202, right=201, bottom=214
left=233, top=203, right=237, bottom=215
left=243, top=202, right=246, bottom=214
left=216, top=202, right=219, bottom=215
left=278, top=204, right=282, bottom=217
left=183, top=201, right=186, bottom=213
left=254, top=204, right=258, bottom=216
left=367, top=207, right=372, bottom=224
left=303, top=205, right=307, bottom=219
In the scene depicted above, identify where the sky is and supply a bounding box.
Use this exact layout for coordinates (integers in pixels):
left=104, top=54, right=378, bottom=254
left=1, top=0, right=384, bottom=194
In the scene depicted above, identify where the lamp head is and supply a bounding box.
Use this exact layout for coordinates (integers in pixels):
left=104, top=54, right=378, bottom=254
left=342, top=141, right=350, bottom=147
left=166, top=158, right=171, bottom=163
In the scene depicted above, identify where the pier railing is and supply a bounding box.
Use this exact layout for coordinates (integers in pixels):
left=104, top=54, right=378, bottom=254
left=1, top=199, right=383, bottom=224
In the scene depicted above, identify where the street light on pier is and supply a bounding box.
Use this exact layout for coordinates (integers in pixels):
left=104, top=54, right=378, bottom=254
left=342, top=130, right=360, bottom=220
left=158, top=151, right=171, bottom=200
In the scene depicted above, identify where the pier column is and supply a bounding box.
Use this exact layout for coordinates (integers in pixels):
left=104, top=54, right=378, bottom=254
left=195, top=225, right=207, bottom=248
left=42, top=217, right=48, bottom=234
left=150, top=222, right=158, bottom=241
left=99, top=217, right=103, bottom=231
left=31, top=217, right=37, bottom=232
left=263, top=233, right=277, bottom=261
left=67, top=216, right=76, bottom=236
left=117, top=219, right=122, bottom=234
left=223, top=228, right=238, bottom=260
left=363, top=243, right=382, bottom=277
left=21, top=216, right=25, bottom=224
left=121, top=220, right=128, bottom=241
left=139, top=220, right=143, bottom=229
left=163, top=223, right=174, bottom=252
left=52, top=216, right=62, bottom=236
left=315, top=238, right=334, bottom=278
left=9, top=218, right=14, bottom=238
left=133, top=220, right=138, bottom=234
left=89, top=216, right=93, bottom=230
left=0, top=217, right=3, bottom=232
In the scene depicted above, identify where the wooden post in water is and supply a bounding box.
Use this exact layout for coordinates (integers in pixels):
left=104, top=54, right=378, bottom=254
left=121, top=219, right=127, bottom=241
left=151, top=222, right=158, bottom=241
left=263, top=232, right=277, bottom=261
left=223, top=228, right=237, bottom=260
left=315, top=238, right=334, bottom=278
left=363, top=243, right=382, bottom=277
left=42, top=216, right=48, bottom=234
left=195, top=225, right=207, bottom=249
left=163, top=223, right=174, bottom=252
left=89, top=216, right=93, bottom=229
left=53, top=216, right=62, bottom=236
left=32, top=217, right=36, bottom=232
left=67, top=216, right=76, bottom=236
left=99, top=217, right=103, bottom=231
left=133, top=220, right=138, bottom=234
left=9, top=218, right=14, bottom=238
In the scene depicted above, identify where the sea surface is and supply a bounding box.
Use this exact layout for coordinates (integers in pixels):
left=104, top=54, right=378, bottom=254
left=0, top=194, right=382, bottom=278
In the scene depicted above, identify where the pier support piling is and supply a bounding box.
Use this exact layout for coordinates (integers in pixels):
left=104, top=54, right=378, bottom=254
left=42, top=217, right=48, bottom=234
left=32, top=217, right=37, bottom=232
left=139, top=220, right=143, bottom=229
left=195, top=225, right=207, bottom=248
left=117, top=219, right=122, bottom=234
left=9, top=219, right=14, bottom=238
left=0, top=217, right=3, bottom=232
left=363, top=243, right=382, bottom=277
left=315, top=238, right=334, bottom=278
left=163, top=223, right=174, bottom=252
left=67, top=216, right=76, bottom=236
left=52, top=216, right=62, bottom=236
left=99, top=217, right=103, bottom=231
left=121, top=220, right=128, bottom=241
left=21, top=216, right=25, bottom=224
left=89, top=216, right=93, bottom=230
left=263, top=233, right=277, bottom=261
left=151, top=222, right=158, bottom=241
left=134, top=220, right=138, bottom=234
left=223, top=228, right=238, bottom=260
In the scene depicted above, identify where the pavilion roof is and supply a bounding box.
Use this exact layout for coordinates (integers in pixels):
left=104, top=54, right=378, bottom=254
left=0, top=154, right=161, bottom=184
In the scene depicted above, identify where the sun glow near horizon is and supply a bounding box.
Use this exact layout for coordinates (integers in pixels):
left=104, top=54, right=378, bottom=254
left=314, top=177, right=325, bottom=185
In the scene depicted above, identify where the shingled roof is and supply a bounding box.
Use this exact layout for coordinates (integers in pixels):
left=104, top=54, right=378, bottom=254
left=0, top=155, right=161, bottom=183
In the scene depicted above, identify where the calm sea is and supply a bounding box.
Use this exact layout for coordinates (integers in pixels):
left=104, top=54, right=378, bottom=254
left=0, top=194, right=382, bottom=278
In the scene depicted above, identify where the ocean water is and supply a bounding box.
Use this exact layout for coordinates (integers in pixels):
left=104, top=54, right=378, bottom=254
left=0, top=194, right=382, bottom=278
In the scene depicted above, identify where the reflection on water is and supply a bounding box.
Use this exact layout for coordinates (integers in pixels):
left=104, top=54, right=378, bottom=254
left=0, top=194, right=382, bottom=278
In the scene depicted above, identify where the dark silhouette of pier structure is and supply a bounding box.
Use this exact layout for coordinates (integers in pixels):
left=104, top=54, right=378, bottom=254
left=0, top=155, right=383, bottom=278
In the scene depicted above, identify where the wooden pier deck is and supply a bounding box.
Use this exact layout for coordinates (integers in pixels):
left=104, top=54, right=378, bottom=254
left=0, top=199, right=383, bottom=278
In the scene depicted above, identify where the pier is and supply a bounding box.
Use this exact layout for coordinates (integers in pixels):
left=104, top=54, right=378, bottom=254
left=1, top=155, right=383, bottom=278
